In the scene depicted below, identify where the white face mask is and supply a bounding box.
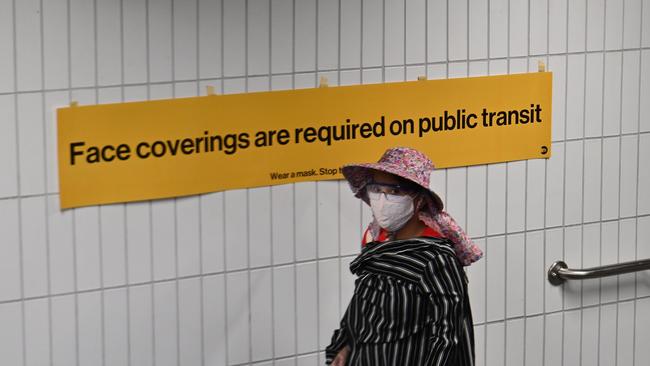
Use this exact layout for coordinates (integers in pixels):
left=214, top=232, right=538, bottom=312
left=368, top=191, right=415, bottom=232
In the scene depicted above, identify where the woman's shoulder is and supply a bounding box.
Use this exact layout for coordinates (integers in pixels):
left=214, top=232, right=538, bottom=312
left=360, top=236, right=459, bottom=268
left=361, top=226, right=445, bottom=247
left=359, top=234, right=454, bottom=254
left=411, top=236, right=457, bottom=256
left=409, top=237, right=466, bottom=272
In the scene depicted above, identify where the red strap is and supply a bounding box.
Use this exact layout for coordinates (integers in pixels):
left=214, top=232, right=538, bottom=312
left=421, top=226, right=443, bottom=238
left=361, top=228, right=369, bottom=246
left=361, top=228, right=388, bottom=247
left=361, top=226, right=442, bottom=247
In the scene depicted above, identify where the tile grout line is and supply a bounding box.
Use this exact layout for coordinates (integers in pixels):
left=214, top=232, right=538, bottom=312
left=541, top=2, right=550, bottom=364
left=424, top=0, right=428, bottom=79
left=559, top=0, right=570, bottom=364
left=403, top=0, right=406, bottom=81
left=504, top=0, right=511, bottom=362
left=66, top=0, right=81, bottom=364
left=4, top=210, right=650, bottom=306
left=219, top=0, right=229, bottom=363
left=522, top=1, right=531, bottom=364
left=194, top=1, right=205, bottom=365
left=314, top=0, right=321, bottom=358
left=5, top=128, right=650, bottom=197
left=38, top=0, right=55, bottom=364
left=337, top=0, right=343, bottom=363
left=170, top=1, right=183, bottom=364
left=8, top=45, right=650, bottom=96
left=119, top=0, right=132, bottom=364
left=360, top=0, right=364, bottom=84
left=5, top=267, right=650, bottom=328
left=243, top=2, right=254, bottom=364
left=484, top=1, right=489, bottom=363
left=11, top=0, right=28, bottom=365
left=268, top=0, right=278, bottom=363
left=458, top=0, right=468, bottom=363
left=574, top=2, right=588, bottom=366
left=632, top=0, right=645, bottom=363
left=144, top=1, right=157, bottom=365
left=92, top=1, right=109, bottom=364
left=589, top=1, right=609, bottom=364
left=291, top=0, right=298, bottom=361
left=215, top=295, right=650, bottom=366
left=217, top=294, right=649, bottom=366
left=613, top=2, right=628, bottom=365
left=382, top=0, right=385, bottom=83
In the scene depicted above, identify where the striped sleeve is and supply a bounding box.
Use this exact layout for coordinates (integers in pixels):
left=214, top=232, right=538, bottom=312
left=420, top=253, right=465, bottom=366
left=324, top=315, right=350, bottom=364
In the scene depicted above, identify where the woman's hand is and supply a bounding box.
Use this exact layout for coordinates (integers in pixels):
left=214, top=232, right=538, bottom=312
left=331, top=345, right=350, bottom=366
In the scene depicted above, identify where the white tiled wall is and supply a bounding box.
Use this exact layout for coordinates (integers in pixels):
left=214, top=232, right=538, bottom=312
left=1, top=0, right=649, bottom=365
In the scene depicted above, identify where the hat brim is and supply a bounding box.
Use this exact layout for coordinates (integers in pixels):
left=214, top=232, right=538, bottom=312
left=341, top=163, right=444, bottom=212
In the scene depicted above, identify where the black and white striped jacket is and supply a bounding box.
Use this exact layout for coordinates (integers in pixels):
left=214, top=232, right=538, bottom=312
left=325, top=237, right=475, bottom=366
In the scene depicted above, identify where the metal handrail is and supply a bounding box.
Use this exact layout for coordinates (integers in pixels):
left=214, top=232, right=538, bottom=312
left=547, top=258, right=650, bottom=286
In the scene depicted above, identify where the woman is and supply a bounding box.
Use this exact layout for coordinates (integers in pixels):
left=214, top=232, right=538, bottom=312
left=325, top=147, right=483, bottom=366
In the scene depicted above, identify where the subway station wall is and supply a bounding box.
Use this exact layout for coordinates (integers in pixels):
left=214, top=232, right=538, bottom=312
left=1, top=0, right=650, bottom=365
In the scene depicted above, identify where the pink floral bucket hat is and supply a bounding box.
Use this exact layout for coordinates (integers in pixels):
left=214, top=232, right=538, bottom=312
left=341, top=147, right=444, bottom=211
left=342, top=146, right=483, bottom=266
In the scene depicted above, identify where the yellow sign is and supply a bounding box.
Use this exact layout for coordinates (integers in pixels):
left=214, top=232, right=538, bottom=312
left=57, top=72, right=552, bottom=209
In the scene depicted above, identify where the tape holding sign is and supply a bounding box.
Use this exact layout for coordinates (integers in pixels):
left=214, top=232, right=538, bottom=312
left=57, top=72, right=552, bottom=209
